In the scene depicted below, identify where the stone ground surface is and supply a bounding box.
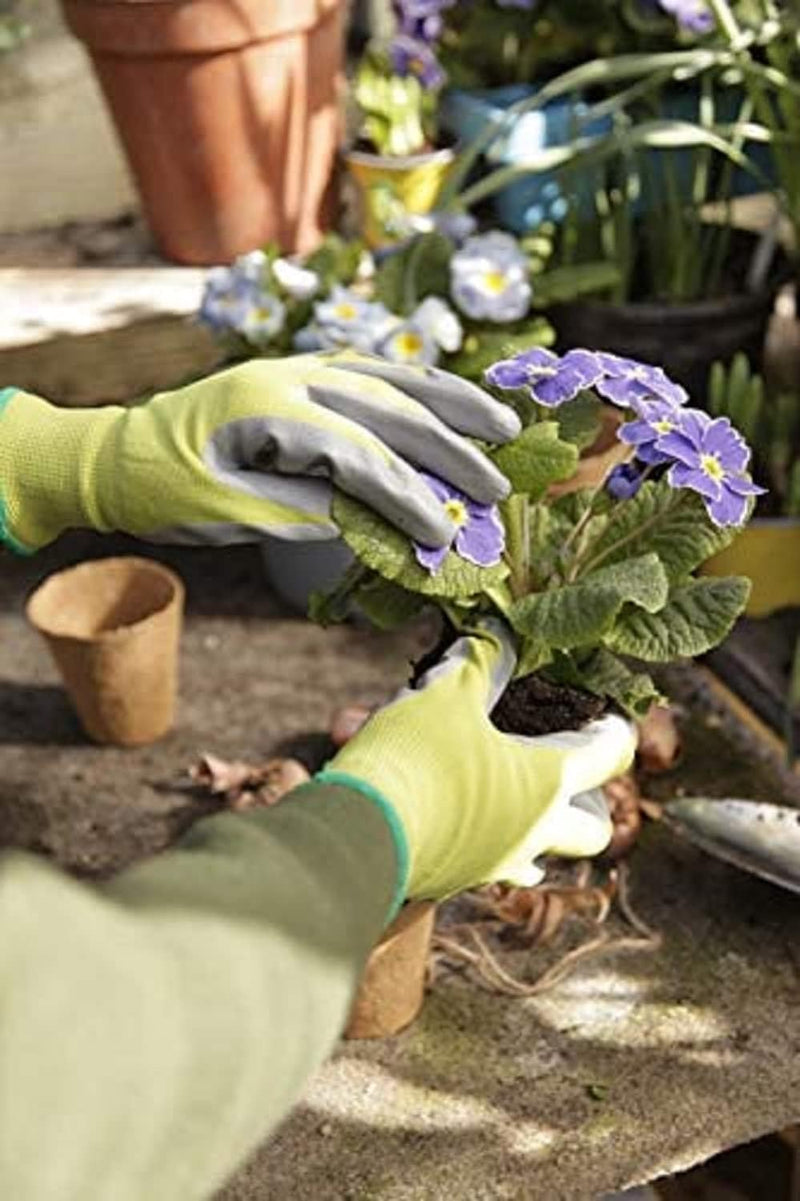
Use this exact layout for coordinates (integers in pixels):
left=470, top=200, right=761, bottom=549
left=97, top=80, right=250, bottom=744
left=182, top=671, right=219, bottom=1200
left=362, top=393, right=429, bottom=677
left=3, top=534, right=800, bottom=1200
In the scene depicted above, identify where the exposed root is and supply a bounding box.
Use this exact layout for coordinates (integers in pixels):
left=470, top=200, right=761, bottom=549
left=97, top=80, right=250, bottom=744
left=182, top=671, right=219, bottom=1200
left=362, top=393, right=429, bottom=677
left=432, top=861, right=660, bottom=998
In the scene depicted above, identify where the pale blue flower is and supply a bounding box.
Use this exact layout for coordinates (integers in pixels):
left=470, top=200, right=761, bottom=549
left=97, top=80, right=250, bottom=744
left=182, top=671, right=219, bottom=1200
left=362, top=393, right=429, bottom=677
left=314, top=286, right=396, bottom=352
left=272, top=257, right=320, bottom=300
left=235, top=293, right=286, bottom=343
left=412, top=296, right=463, bottom=354
left=450, top=231, right=531, bottom=323
left=378, top=320, right=439, bottom=366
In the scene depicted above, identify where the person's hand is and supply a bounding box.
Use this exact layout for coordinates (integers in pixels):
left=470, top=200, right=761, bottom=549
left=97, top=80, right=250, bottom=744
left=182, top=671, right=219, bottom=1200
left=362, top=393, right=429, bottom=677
left=320, top=622, right=636, bottom=901
left=0, top=353, right=519, bottom=554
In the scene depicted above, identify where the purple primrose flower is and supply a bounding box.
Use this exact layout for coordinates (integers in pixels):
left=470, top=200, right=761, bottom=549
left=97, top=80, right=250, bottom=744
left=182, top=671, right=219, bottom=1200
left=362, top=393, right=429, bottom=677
left=485, top=347, right=602, bottom=407
left=594, top=353, right=688, bottom=409
left=607, top=463, right=644, bottom=500
left=617, top=398, right=684, bottom=465
left=389, top=34, right=445, bottom=88
left=657, top=0, right=714, bottom=34
left=657, top=409, right=765, bottom=526
left=413, top=471, right=505, bottom=574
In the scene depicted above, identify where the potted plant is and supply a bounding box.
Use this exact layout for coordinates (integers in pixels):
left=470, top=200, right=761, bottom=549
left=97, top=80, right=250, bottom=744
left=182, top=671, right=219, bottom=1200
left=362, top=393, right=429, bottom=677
left=701, top=353, right=800, bottom=616
left=439, top=0, right=719, bottom=233
left=439, top=37, right=791, bottom=396
left=60, top=0, right=347, bottom=264
left=310, top=341, right=759, bottom=1033
left=345, top=0, right=454, bottom=247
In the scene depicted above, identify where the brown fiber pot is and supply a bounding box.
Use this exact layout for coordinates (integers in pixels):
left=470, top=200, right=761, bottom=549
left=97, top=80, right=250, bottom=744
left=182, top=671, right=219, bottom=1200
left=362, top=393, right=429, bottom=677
left=344, top=901, right=436, bottom=1039
left=26, top=557, right=184, bottom=746
left=61, top=0, right=345, bottom=264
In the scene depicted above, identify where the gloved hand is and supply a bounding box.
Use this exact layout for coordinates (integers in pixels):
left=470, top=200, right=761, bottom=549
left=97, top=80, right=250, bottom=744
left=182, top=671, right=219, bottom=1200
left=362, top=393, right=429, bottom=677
left=0, top=353, right=519, bottom=554
left=320, top=621, right=636, bottom=902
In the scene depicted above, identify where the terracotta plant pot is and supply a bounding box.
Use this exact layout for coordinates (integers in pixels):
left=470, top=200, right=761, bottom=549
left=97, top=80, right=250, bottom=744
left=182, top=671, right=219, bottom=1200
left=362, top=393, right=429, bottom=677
left=61, top=0, right=346, bottom=264
left=344, top=900, right=436, bottom=1039
left=26, top=556, right=184, bottom=746
left=344, top=147, right=454, bottom=249
left=701, top=517, right=800, bottom=618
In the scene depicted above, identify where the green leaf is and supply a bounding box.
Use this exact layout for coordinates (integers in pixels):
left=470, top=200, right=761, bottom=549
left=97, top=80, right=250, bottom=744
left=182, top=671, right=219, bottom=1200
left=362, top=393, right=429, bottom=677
left=491, top=422, right=578, bottom=498
left=332, top=492, right=509, bottom=600
left=509, top=553, right=669, bottom=648
left=554, top=392, right=603, bottom=451
left=605, top=576, right=751, bottom=662
left=444, top=319, right=555, bottom=383
left=578, top=480, right=739, bottom=584
left=354, top=576, right=426, bottom=631
left=532, top=261, right=622, bottom=306
left=373, top=233, right=452, bottom=316
left=572, top=648, right=663, bottom=719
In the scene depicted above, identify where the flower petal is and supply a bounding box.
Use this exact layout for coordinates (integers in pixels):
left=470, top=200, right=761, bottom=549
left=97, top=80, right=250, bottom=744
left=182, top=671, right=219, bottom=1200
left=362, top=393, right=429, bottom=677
left=668, top=460, right=723, bottom=501
left=705, top=485, right=751, bottom=527
left=414, top=542, right=451, bottom=573
left=454, top=506, right=505, bottom=568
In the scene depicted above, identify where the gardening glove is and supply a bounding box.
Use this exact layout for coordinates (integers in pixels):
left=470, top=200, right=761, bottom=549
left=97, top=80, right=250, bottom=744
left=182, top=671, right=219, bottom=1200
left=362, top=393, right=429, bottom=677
left=319, top=621, right=636, bottom=902
left=0, top=352, right=519, bottom=554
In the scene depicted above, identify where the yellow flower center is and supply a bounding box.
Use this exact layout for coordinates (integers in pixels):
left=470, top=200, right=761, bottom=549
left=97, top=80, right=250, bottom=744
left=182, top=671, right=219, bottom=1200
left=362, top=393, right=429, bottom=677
left=335, top=303, right=358, bottom=320
left=394, top=331, right=424, bottom=357
left=444, top=499, right=468, bottom=527
left=252, top=307, right=273, bottom=322
left=654, top=419, right=673, bottom=434
left=700, top=453, right=725, bottom=481
left=483, top=270, right=508, bottom=295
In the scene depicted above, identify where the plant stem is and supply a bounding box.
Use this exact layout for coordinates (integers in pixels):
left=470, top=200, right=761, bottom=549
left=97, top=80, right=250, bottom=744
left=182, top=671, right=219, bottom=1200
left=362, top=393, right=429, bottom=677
left=573, top=486, right=683, bottom=580
left=502, top=495, right=530, bottom=601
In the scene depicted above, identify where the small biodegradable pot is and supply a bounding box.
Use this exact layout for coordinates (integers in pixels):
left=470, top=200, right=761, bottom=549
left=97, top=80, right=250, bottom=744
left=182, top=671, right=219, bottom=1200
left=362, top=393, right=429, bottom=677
left=701, top=517, right=800, bottom=618
left=344, top=147, right=455, bottom=249
left=26, top=556, right=184, bottom=746
left=344, top=900, right=436, bottom=1039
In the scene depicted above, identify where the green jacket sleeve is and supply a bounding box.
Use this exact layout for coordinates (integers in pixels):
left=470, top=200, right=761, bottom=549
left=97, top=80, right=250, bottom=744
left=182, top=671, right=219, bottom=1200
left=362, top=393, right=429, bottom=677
left=0, top=783, right=399, bottom=1200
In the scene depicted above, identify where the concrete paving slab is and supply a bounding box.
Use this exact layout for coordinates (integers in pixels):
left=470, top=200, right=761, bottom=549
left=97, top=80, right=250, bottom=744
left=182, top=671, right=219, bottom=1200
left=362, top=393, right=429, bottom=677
left=1, top=534, right=800, bottom=1200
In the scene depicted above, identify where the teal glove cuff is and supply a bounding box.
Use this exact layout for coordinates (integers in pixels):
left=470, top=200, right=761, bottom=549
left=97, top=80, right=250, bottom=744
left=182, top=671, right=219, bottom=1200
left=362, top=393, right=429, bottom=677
left=0, top=387, right=33, bottom=556
left=314, top=769, right=410, bottom=921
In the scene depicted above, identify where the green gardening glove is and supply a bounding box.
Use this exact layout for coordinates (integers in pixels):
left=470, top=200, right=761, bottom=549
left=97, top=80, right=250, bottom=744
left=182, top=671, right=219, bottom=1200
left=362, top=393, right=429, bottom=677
left=320, top=621, right=636, bottom=902
left=0, top=353, right=518, bottom=554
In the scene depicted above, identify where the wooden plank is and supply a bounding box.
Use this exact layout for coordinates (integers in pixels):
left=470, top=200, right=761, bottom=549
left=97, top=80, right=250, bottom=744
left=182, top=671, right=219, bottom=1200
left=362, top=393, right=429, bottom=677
left=0, top=268, right=225, bottom=405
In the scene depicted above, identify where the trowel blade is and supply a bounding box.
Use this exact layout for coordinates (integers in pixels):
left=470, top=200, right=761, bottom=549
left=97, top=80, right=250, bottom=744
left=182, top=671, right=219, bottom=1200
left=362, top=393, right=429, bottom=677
left=663, top=797, right=800, bottom=895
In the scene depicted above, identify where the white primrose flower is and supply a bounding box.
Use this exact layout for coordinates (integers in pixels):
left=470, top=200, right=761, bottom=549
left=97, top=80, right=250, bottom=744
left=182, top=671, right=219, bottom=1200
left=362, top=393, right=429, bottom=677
left=271, top=256, right=320, bottom=300
left=450, top=231, right=532, bottom=323
left=412, top=296, right=463, bottom=354
left=378, top=320, right=439, bottom=366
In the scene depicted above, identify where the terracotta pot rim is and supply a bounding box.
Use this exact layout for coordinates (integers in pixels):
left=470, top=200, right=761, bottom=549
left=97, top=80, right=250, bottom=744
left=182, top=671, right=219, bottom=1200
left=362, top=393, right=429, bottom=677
left=61, top=0, right=341, bottom=53
left=26, top=556, right=184, bottom=644
left=344, top=146, right=455, bottom=172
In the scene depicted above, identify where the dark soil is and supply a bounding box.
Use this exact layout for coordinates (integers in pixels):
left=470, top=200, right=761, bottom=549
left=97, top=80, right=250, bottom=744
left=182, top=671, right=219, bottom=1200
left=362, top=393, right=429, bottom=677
left=491, top=673, right=608, bottom=737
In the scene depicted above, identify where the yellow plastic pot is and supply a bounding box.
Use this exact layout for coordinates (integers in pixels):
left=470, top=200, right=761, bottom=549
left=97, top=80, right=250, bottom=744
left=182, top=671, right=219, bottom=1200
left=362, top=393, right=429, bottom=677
left=701, top=518, right=800, bottom=617
left=344, top=147, right=455, bottom=249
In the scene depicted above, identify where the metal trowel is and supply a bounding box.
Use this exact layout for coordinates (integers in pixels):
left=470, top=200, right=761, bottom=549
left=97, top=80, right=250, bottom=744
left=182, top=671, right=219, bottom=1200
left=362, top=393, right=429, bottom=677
left=663, top=798, right=800, bottom=895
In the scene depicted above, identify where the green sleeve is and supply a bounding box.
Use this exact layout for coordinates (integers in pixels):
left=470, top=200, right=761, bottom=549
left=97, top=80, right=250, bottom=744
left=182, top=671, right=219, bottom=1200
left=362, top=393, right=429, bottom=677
left=0, top=783, right=400, bottom=1200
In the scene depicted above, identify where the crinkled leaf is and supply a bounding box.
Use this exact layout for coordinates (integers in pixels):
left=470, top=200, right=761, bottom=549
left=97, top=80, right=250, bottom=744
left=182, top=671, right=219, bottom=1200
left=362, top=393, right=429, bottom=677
left=605, top=576, right=751, bottom=662
left=491, top=422, right=578, bottom=498
left=354, top=576, right=425, bottom=630
left=509, top=553, right=669, bottom=647
left=517, top=637, right=554, bottom=677
left=445, top=319, right=555, bottom=383
left=554, top=392, right=604, bottom=451
left=580, top=480, right=739, bottom=584
left=571, top=648, right=663, bottom=719
left=333, top=492, right=509, bottom=599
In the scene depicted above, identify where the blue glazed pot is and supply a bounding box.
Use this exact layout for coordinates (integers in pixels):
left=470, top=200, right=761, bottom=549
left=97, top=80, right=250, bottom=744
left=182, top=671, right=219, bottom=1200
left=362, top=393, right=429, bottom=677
left=439, top=84, right=613, bottom=234
left=440, top=82, right=776, bottom=235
